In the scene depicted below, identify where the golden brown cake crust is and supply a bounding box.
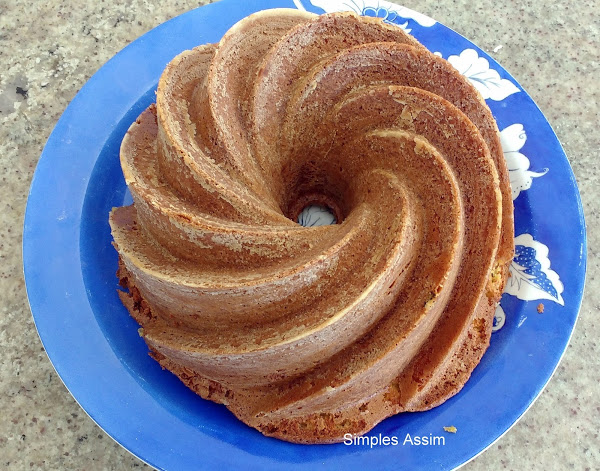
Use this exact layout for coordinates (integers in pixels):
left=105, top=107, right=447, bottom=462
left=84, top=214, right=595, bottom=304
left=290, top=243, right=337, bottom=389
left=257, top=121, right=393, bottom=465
left=109, top=9, right=513, bottom=444
left=117, top=256, right=497, bottom=443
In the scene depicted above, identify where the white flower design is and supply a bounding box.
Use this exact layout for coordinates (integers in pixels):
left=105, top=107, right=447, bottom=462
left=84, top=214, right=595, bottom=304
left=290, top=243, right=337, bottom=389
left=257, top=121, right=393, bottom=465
left=492, top=304, right=506, bottom=332
left=445, top=49, right=520, bottom=101
left=506, top=234, right=564, bottom=306
left=500, top=124, right=548, bottom=200
left=293, top=0, right=436, bottom=28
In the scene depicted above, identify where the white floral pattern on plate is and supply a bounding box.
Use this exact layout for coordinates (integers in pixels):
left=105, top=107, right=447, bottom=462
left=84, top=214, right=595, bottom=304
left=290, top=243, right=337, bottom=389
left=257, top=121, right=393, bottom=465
left=493, top=305, right=506, bottom=332
left=440, top=49, right=521, bottom=101
left=506, top=234, right=565, bottom=306
left=293, top=0, right=436, bottom=32
left=501, top=123, right=548, bottom=200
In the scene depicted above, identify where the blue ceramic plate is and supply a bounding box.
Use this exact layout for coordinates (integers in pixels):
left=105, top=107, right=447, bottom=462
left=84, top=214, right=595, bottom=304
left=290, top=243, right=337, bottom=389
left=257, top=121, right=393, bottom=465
left=23, top=0, right=586, bottom=469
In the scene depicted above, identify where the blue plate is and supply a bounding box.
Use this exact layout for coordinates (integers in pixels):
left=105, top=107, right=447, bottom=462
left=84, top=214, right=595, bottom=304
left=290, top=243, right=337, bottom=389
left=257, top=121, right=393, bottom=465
left=23, top=0, right=586, bottom=469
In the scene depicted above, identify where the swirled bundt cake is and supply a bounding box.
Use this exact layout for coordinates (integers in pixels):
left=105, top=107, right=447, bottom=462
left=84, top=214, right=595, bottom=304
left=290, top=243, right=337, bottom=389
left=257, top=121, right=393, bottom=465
left=109, top=8, right=513, bottom=443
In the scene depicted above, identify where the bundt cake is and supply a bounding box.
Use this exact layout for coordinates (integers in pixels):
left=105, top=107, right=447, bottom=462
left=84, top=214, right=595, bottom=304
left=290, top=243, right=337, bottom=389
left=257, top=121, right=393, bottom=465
left=109, top=8, right=513, bottom=443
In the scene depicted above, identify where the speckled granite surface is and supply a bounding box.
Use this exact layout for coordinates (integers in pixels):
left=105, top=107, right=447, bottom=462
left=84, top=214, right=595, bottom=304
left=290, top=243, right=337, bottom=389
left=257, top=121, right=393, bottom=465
left=1, top=0, right=598, bottom=469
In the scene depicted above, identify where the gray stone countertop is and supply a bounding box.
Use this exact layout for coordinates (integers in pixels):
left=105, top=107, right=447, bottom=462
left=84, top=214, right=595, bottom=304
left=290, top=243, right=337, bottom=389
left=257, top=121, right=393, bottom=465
left=1, top=0, right=598, bottom=469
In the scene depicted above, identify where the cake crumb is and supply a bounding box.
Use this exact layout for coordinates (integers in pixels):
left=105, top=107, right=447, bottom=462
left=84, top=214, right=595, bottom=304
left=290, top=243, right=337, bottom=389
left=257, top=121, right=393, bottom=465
left=443, top=426, right=457, bottom=433
left=537, top=303, right=544, bottom=314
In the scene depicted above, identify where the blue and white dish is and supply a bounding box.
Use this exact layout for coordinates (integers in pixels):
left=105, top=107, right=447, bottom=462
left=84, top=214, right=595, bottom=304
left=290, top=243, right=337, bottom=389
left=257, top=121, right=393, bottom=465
left=23, top=0, right=586, bottom=469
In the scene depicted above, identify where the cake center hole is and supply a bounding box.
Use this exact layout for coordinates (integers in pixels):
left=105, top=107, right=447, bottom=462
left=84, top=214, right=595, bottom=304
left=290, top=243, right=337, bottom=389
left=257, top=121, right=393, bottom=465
left=297, top=204, right=337, bottom=227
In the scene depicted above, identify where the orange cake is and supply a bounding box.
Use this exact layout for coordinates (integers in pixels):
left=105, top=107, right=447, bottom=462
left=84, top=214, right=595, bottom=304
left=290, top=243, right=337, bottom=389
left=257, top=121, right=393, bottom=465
left=109, top=9, right=513, bottom=443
